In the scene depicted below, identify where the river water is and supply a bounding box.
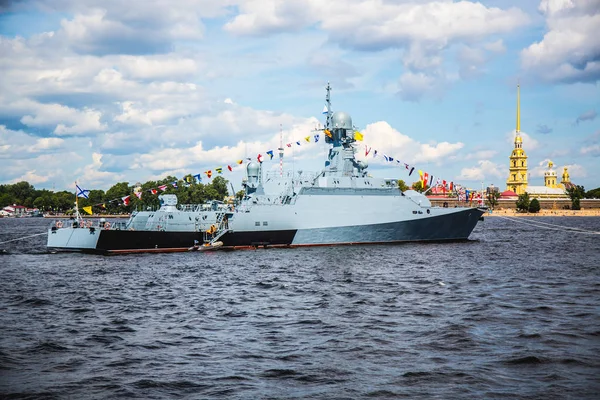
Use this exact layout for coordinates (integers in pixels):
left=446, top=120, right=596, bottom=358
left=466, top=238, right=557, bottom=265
left=1, top=217, right=599, bottom=399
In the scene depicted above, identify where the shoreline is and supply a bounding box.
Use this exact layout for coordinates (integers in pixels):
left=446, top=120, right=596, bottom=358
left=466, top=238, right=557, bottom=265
left=486, top=209, right=600, bottom=217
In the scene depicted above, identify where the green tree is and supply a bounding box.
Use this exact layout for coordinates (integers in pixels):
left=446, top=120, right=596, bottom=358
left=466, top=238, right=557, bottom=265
left=8, top=181, right=35, bottom=206
left=0, top=192, right=16, bottom=208
left=210, top=176, right=229, bottom=200
left=236, top=190, right=245, bottom=201
left=397, top=179, right=409, bottom=192
left=516, top=192, right=530, bottom=212
left=567, top=185, right=585, bottom=210
left=584, top=187, right=600, bottom=199
left=54, top=191, right=75, bottom=212
left=105, top=182, right=132, bottom=213
left=412, top=181, right=425, bottom=193
left=486, top=190, right=500, bottom=209
left=528, top=198, right=541, bottom=213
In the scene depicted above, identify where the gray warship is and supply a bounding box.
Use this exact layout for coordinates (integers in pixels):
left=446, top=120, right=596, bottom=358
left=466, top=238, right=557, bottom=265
left=47, top=84, right=485, bottom=253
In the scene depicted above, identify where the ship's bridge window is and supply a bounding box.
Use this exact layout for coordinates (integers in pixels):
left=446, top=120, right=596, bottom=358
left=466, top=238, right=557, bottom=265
left=255, top=221, right=260, bottom=226
left=263, top=221, right=268, bottom=226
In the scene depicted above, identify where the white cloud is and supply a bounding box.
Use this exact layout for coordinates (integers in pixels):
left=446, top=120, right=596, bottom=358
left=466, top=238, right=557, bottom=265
left=227, top=1, right=528, bottom=46
left=580, top=144, right=600, bottom=156
left=457, top=160, right=505, bottom=181
left=465, top=150, right=498, bottom=160
left=0, top=125, right=64, bottom=156
left=18, top=101, right=105, bottom=135
left=226, top=0, right=529, bottom=99
left=30, top=137, right=65, bottom=152
left=521, top=0, right=600, bottom=83
left=76, top=152, right=125, bottom=187
left=484, top=39, right=506, bottom=53
left=397, top=71, right=440, bottom=101
left=117, top=56, right=199, bottom=80
left=357, top=121, right=463, bottom=164
left=562, top=163, right=587, bottom=178
left=10, top=170, right=50, bottom=185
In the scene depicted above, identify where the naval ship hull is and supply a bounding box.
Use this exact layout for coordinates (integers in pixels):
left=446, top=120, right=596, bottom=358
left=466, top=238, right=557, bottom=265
left=47, top=207, right=484, bottom=254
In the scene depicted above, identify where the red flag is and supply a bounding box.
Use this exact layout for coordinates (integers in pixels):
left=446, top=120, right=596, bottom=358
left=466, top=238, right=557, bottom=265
left=423, top=172, right=429, bottom=188
left=257, top=154, right=263, bottom=163
left=365, top=146, right=371, bottom=156
left=121, top=195, right=130, bottom=206
left=205, top=170, right=212, bottom=178
left=227, top=165, right=233, bottom=172
left=442, top=180, right=447, bottom=194
left=450, top=182, right=454, bottom=191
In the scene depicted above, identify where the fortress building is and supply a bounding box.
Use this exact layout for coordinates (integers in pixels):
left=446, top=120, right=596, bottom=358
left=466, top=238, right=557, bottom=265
left=505, top=85, right=573, bottom=199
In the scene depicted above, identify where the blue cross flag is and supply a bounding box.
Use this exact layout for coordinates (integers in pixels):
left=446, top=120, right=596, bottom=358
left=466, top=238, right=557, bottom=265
left=76, top=184, right=90, bottom=199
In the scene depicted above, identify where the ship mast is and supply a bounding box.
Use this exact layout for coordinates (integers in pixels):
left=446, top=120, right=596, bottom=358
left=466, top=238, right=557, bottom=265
left=325, top=81, right=332, bottom=130
left=279, top=123, right=284, bottom=177
left=74, top=181, right=83, bottom=225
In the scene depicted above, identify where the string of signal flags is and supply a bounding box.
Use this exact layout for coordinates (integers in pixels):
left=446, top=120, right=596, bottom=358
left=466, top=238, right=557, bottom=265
left=74, top=130, right=461, bottom=214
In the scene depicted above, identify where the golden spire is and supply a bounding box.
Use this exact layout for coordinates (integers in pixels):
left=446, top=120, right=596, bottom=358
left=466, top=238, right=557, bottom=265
left=516, top=83, right=520, bottom=133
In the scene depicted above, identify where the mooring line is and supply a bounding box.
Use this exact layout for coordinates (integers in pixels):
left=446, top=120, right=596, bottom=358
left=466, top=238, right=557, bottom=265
left=507, top=217, right=598, bottom=233
left=494, top=215, right=600, bottom=235
left=0, top=231, right=48, bottom=245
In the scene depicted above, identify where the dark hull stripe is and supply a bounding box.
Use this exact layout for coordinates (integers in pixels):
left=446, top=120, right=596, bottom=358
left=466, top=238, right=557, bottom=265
left=93, top=229, right=298, bottom=253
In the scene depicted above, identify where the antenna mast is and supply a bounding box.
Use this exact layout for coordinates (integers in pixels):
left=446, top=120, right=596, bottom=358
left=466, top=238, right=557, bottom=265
left=325, top=81, right=332, bottom=130
left=279, top=124, right=284, bottom=177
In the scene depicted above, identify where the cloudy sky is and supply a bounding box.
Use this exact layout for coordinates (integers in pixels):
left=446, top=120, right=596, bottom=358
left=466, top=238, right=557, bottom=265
left=0, top=0, right=598, bottom=192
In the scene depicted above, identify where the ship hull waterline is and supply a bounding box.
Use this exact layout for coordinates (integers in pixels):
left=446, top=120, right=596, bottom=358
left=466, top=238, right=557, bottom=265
left=47, top=207, right=485, bottom=254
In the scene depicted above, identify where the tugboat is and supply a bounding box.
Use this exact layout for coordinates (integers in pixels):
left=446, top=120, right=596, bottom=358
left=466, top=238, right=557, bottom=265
left=47, top=84, right=485, bottom=254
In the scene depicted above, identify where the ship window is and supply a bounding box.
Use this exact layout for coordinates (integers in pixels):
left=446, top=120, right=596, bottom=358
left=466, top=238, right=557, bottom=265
left=412, top=211, right=418, bottom=214
left=263, top=221, right=268, bottom=226
left=255, top=221, right=260, bottom=226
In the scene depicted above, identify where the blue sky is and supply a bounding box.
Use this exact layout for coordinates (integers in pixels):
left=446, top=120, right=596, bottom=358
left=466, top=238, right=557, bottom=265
left=0, top=0, right=598, bottom=192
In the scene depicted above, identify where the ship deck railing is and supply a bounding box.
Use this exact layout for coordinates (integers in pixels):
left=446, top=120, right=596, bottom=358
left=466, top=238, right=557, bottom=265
left=49, top=218, right=129, bottom=231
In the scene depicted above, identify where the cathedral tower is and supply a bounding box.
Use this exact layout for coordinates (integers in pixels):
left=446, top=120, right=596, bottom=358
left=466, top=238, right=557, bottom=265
left=561, top=167, right=570, bottom=186
left=544, top=161, right=557, bottom=187
left=506, top=84, right=528, bottom=195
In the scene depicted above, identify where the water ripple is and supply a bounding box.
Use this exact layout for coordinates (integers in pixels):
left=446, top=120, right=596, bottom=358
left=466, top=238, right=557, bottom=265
left=1, top=217, right=599, bottom=398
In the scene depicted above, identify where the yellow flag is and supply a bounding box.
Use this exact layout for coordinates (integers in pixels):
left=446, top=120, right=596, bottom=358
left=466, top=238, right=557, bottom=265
left=324, top=129, right=332, bottom=138
left=354, top=131, right=363, bottom=141
left=418, top=170, right=424, bottom=183
left=82, top=206, right=92, bottom=215
left=304, top=136, right=310, bottom=142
